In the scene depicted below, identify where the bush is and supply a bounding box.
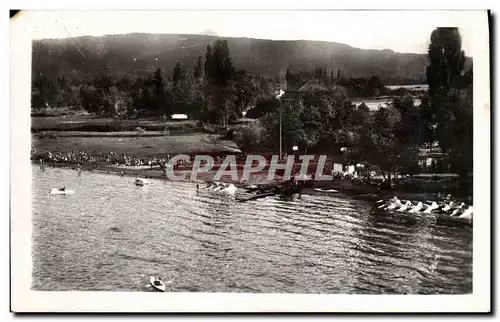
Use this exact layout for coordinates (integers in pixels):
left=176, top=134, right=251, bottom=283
left=245, top=97, right=280, bottom=119
left=233, top=122, right=263, bottom=152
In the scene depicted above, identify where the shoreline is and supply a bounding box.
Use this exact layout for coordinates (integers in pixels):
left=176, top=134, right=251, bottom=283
left=33, top=161, right=455, bottom=202
left=34, top=161, right=473, bottom=225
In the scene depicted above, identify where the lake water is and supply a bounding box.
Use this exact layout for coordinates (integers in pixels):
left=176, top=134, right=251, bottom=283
left=31, top=166, right=472, bottom=293
left=352, top=98, right=422, bottom=111
left=386, top=85, right=429, bottom=91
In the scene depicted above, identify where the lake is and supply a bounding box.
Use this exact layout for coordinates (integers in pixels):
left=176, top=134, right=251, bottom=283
left=352, top=98, right=422, bottom=111
left=386, top=85, right=429, bottom=91
left=31, top=166, right=472, bottom=294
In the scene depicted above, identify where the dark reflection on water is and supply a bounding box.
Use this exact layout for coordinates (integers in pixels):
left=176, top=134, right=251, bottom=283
left=31, top=166, right=472, bottom=293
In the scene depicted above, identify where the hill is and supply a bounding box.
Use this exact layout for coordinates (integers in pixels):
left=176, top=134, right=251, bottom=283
left=32, top=33, right=430, bottom=84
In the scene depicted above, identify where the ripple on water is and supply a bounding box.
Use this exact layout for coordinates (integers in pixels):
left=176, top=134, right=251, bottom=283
left=31, top=166, right=472, bottom=293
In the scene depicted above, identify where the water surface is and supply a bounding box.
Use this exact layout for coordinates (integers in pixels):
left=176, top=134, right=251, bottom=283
left=32, top=166, right=472, bottom=293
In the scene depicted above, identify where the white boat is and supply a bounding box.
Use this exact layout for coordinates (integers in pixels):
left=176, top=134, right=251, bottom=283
left=224, top=184, right=237, bottom=195
left=450, top=203, right=466, bottom=216
left=423, top=201, right=439, bottom=214
left=386, top=200, right=402, bottom=210
left=149, top=276, right=165, bottom=292
left=135, top=178, right=149, bottom=186
left=441, top=201, right=454, bottom=212
left=458, top=206, right=473, bottom=219
left=204, top=182, right=237, bottom=195
left=49, top=188, right=75, bottom=195
left=397, top=201, right=413, bottom=212
left=409, top=202, right=424, bottom=213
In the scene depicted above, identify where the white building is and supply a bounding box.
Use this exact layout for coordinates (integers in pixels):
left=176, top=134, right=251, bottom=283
left=171, top=114, right=188, bottom=120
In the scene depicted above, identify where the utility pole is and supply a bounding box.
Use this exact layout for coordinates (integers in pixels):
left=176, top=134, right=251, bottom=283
left=279, top=102, right=282, bottom=160
left=276, top=89, right=285, bottom=160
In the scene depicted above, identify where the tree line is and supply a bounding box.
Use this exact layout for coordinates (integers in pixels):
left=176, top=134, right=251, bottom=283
left=32, top=39, right=277, bottom=127
left=32, top=39, right=417, bottom=121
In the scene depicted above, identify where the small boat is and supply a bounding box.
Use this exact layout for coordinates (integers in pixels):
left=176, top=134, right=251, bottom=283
left=458, top=206, right=473, bottom=219
left=450, top=203, right=466, bottom=216
left=386, top=199, right=402, bottom=211
left=441, top=201, right=455, bottom=212
left=49, top=188, right=75, bottom=195
left=224, top=184, right=237, bottom=195
left=204, top=182, right=237, bottom=195
left=135, top=178, right=149, bottom=186
left=149, top=276, right=165, bottom=292
left=423, top=201, right=439, bottom=214
left=408, top=202, right=424, bottom=213
left=397, top=201, right=413, bottom=212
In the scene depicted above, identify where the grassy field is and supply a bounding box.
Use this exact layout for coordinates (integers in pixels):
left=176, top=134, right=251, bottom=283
left=32, top=133, right=241, bottom=158
left=34, top=131, right=168, bottom=138
left=32, top=115, right=202, bottom=133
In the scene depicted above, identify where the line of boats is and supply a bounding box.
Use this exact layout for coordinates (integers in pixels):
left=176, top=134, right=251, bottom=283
left=376, top=196, right=473, bottom=220
left=199, top=181, right=238, bottom=195
left=134, top=178, right=238, bottom=195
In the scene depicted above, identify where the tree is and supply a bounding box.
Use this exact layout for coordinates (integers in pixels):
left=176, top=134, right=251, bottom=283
left=423, top=27, right=472, bottom=193
left=208, top=40, right=234, bottom=86
left=246, top=97, right=280, bottom=119
left=391, top=96, right=423, bottom=146
left=259, top=77, right=270, bottom=93
left=204, top=45, right=212, bottom=79
left=352, top=103, right=371, bottom=128
left=260, top=105, right=306, bottom=154
left=233, top=70, right=259, bottom=116
left=425, top=27, right=468, bottom=144
left=201, top=40, right=237, bottom=127
left=314, top=67, right=323, bottom=80
left=32, top=72, right=59, bottom=109
left=193, top=56, right=203, bottom=79
left=79, top=85, right=101, bottom=113
left=234, top=121, right=264, bottom=152
left=153, top=68, right=164, bottom=97
left=256, top=89, right=357, bottom=154
left=172, top=62, right=184, bottom=85
left=357, top=106, right=419, bottom=184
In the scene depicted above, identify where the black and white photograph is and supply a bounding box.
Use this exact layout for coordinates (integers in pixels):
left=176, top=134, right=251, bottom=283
left=10, top=8, right=490, bottom=312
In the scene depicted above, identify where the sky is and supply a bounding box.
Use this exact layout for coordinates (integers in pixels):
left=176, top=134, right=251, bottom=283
left=21, top=10, right=484, bottom=54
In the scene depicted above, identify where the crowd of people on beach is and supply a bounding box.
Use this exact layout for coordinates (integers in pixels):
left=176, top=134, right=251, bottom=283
left=31, top=148, right=238, bottom=172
